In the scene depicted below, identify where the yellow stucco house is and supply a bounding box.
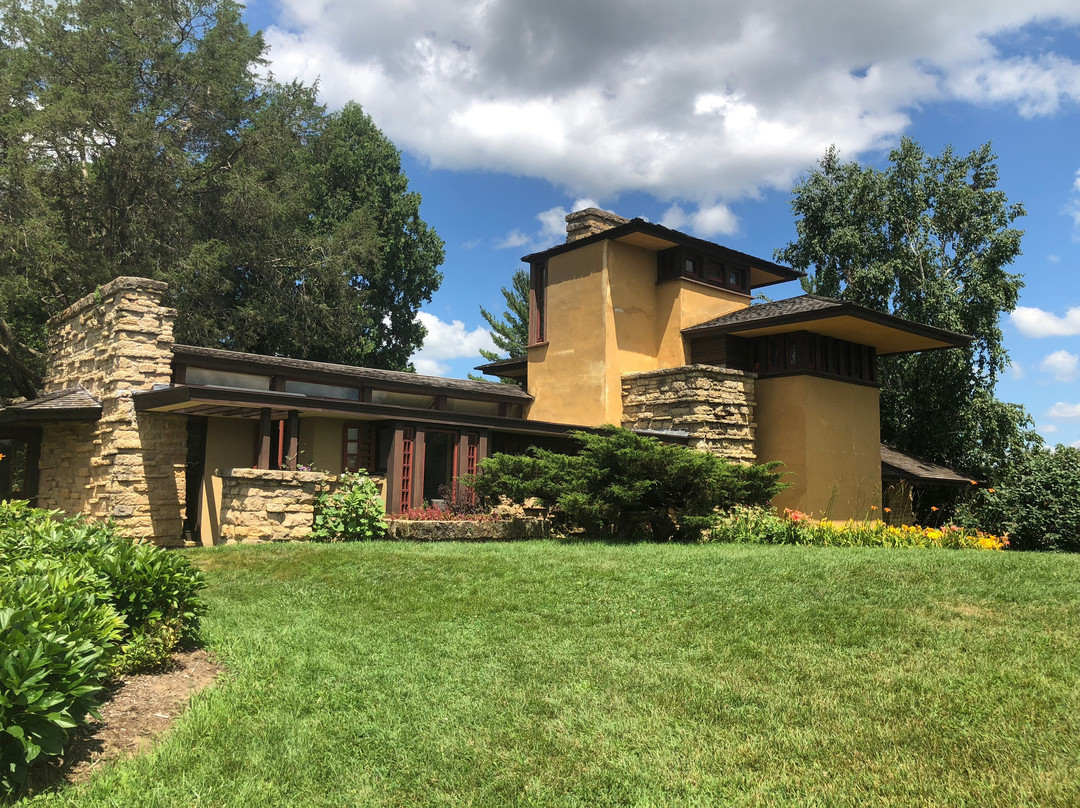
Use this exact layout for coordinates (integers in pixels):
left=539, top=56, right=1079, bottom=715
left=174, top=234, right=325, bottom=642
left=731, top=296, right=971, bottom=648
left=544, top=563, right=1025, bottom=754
left=0, top=208, right=970, bottom=545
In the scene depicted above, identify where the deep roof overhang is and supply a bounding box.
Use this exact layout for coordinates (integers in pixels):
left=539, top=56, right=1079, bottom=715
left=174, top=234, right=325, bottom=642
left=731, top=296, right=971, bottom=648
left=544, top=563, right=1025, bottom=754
left=881, top=445, right=974, bottom=486
left=474, top=356, right=527, bottom=382
left=520, top=219, right=803, bottom=290
left=684, top=296, right=972, bottom=355
left=135, top=384, right=573, bottom=437
left=0, top=387, right=102, bottom=425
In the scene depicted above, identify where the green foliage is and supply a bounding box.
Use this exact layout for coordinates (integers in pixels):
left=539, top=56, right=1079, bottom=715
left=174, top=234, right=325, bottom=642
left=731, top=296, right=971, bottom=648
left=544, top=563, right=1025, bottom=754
left=957, top=445, right=1080, bottom=552
left=479, top=268, right=529, bottom=361
left=0, top=501, right=206, bottom=795
left=311, top=472, right=389, bottom=541
left=776, top=139, right=1033, bottom=477
left=468, top=427, right=786, bottom=541
left=0, top=0, right=443, bottom=400
left=0, top=561, right=125, bottom=796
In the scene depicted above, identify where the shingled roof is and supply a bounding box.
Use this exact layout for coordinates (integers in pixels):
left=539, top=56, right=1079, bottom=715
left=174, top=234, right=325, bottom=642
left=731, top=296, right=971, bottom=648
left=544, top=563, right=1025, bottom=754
left=881, top=445, right=973, bottom=486
left=684, top=295, right=971, bottom=355
left=0, top=386, right=102, bottom=424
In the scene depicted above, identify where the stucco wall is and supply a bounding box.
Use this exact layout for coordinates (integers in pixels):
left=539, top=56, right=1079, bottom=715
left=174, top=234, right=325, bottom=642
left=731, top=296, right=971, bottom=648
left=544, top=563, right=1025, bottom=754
left=298, top=417, right=347, bottom=473
left=527, top=238, right=753, bottom=429
left=621, top=366, right=756, bottom=462
left=198, top=417, right=257, bottom=546
left=755, top=375, right=881, bottom=520
left=37, top=278, right=187, bottom=544
left=526, top=241, right=611, bottom=425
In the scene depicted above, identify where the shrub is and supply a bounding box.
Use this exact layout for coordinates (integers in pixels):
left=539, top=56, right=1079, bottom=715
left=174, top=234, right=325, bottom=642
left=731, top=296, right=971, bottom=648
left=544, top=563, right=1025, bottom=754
left=956, top=445, right=1080, bottom=552
left=468, top=427, right=787, bottom=541
left=311, top=471, right=388, bottom=541
left=0, top=502, right=207, bottom=795
left=0, top=559, right=125, bottom=795
left=706, top=506, right=1008, bottom=550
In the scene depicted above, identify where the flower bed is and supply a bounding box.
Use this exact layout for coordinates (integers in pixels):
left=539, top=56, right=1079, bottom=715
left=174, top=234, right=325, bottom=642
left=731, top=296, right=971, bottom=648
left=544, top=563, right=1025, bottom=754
left=707, top=506, right=1008, bottom=550
left=386, top=517, right=548, bottom=541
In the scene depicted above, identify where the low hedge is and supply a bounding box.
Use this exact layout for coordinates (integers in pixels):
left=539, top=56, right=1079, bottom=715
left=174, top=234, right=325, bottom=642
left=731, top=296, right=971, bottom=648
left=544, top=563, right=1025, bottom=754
left=0, top=501, right=206, bottom=797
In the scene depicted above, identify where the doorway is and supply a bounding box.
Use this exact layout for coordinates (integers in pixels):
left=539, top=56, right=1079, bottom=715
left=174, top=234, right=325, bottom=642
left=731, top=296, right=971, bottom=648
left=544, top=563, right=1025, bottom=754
left=422, top=430, right=458, bottom=504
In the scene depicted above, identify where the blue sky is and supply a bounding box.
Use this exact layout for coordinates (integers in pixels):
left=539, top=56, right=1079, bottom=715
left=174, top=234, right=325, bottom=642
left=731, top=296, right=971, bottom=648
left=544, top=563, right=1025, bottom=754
left=242, top=0, right=1080, bottom=449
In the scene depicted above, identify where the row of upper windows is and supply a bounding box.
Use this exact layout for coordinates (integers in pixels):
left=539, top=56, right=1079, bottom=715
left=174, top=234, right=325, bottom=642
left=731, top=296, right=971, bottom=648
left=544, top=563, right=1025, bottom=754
left=182, top=367, right=510, bottom=416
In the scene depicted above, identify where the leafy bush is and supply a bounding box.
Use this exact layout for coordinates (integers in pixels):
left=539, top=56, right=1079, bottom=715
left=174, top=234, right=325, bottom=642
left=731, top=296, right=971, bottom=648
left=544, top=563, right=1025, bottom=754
left=707, top=506, right=1008, bottom=550
left=0, top=502, right=207, bottom=795
left=468, top=427, right=787, bottom=541
left=956, top=445, right=1080, bottom=552
left=311, top=471, right=388, bottom=541
left=0, top=559, right=125, bottom=794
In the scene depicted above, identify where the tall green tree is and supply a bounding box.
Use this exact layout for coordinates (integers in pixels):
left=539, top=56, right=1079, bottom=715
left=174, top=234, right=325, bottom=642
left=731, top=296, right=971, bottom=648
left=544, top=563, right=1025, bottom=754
left=479, top=268, right=529, bottom=362
left=0, top=0, right=442, bottom=400
left=776, top=138, right=1034, bottom=476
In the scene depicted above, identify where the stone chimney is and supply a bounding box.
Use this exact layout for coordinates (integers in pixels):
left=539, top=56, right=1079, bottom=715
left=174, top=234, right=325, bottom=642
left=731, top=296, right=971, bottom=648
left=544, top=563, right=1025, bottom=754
left=565, top=208, right=629, bottom=242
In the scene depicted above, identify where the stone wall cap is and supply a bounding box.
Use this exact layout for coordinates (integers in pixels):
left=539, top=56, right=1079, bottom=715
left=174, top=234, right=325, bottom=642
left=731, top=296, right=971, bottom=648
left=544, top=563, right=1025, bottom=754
left=622, top=365, right=757, bottom=380
left=49, top=277, right=170, bottom=327
left=216, top=467, right=334, bottom=483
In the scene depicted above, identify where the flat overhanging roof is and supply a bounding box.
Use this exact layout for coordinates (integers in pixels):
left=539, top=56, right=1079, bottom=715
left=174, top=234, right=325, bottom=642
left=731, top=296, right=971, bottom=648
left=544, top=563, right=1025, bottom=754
left=683, top=295, right=972, bottom=355
left=134, top=384, right=582, bottom=438
left=521, top=218, right=803, bottom=290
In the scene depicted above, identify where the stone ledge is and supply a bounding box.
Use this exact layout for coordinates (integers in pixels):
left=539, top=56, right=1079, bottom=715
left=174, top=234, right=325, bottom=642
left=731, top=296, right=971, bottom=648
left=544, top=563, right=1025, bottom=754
left=621, top=364, right=757, bottom=382
left=217, top=468, right=335, bottom=484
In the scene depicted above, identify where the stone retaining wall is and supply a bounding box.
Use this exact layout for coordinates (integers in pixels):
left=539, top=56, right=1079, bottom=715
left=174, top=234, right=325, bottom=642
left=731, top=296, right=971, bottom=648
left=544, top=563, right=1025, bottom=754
left=36, top=278, right=187, bottom=544
left=621, top=365, right=757, bottom=462
left=386, top=518, right=549, bottom=541
left=217, top=468, right=335, bottom=543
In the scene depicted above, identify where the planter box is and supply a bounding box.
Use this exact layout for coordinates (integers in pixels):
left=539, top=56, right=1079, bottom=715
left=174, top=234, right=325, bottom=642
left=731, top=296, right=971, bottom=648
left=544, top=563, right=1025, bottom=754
left=386, top=517, right=549, bottom=542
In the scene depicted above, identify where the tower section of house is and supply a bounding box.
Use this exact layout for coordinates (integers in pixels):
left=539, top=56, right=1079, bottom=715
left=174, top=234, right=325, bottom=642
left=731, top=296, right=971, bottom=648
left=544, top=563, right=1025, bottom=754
left=480, top=209, right=971, bottom=521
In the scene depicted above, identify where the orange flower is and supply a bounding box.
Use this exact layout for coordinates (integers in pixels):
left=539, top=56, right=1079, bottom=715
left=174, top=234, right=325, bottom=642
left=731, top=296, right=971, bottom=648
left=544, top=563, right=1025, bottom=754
left=870, top=505, right=878, bottom=511
left=931, top=506, right=939, bottom=512
left=970, top=480, right=978, bottom=485
left=883, top=507, right=891, bottom=513
left=988, top=488, right=995, bottom=493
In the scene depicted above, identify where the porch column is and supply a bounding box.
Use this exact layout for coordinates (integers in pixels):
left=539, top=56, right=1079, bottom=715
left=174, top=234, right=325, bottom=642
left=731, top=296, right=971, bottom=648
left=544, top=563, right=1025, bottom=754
left=257, top=408, right=272, bottom=470
left=285, top=410, right=299, bottom=470
left=411, top=424, right=426, bottom=507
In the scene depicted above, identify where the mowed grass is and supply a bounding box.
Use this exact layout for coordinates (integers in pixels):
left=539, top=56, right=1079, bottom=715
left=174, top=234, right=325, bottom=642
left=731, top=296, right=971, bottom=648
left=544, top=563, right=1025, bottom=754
left=22, top=541, right=1080, bottom=807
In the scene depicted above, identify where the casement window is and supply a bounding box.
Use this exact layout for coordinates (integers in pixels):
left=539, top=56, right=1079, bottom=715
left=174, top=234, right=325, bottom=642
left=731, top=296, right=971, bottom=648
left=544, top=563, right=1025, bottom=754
left=529, top=261, right=547, bottom=344
left=656, top=247, right=750, bottom=295
left=747, top=332, right=877, bottom=385
left=343, top=424, right=376, bottom=472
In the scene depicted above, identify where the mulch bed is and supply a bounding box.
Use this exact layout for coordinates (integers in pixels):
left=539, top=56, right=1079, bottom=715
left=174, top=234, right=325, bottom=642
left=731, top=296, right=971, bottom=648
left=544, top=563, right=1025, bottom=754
left=24, top=649, right=221, bottom=795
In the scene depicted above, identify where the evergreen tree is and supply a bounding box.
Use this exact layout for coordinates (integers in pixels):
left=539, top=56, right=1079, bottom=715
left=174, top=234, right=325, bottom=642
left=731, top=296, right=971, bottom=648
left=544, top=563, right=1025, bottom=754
left=478, top=268, right=529, bottom=362
left=0, top=0, right=442, bottom=400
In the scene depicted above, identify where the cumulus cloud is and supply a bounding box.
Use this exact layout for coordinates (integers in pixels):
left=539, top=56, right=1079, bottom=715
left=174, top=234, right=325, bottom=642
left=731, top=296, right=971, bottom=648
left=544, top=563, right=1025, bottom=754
left=1042, top=423, right=1059, bottom=434
left=1012, top=305, right=1080, bottom=337
left=261, top=0, right=1080, bottom=222
left=1006, top=361, right=1026, bottom=380
left=496, top=198, right=600, bottom=252
left=410, top=311, right=495, bottom=377
left=1040, top=349, right=1079, bottom=382
left=1047, top=401, right=1080, bottom=419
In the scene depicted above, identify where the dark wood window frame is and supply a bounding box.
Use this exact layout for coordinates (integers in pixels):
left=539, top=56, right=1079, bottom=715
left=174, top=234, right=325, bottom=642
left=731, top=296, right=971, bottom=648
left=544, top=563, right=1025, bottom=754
left=342, top=423, right=377, bottom=473
left=657, top=247, right=750, bottom=295
left=529, top=261, right=548, bottom=345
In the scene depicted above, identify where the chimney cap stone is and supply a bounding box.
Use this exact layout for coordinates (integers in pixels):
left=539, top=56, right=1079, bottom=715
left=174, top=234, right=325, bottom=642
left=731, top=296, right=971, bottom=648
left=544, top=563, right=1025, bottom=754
left=565, top=208, right=630, bottom=242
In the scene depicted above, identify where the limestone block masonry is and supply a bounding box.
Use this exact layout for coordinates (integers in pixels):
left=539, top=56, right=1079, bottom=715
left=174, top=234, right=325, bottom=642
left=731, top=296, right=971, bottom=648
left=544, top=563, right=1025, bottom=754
left=36, top=277, right=188, bottom=545
left=217, top=468, right=333, bottom=543
left=621, top=365, right=757, bottom=462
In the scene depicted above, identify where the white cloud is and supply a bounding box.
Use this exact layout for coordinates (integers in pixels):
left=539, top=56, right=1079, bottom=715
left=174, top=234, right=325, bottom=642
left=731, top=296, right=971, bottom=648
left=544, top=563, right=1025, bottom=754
left=1042, top=423, right=1059, bottom=434
left=497, top=198, right=604, bottom=252
left=261, top=1, right=1080, bottom=216
left=1012, top=306, right=1080, bottom=337
left=1072, top=439, right=1080, bottom=448
left=1006, top=361, right=1025, bottom=380
left=410, top=311, right=495, bottom=377
left=1047, top=401, right=1080, bottom=419
left=1040, top=349, right=1079, bottom=382
left=661, top=203, right=739, bottom=237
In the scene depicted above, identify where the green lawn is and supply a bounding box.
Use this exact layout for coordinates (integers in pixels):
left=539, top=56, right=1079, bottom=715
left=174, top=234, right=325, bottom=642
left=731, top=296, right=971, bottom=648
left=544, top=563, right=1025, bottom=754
left=22, top=541, right=1080, bottom=807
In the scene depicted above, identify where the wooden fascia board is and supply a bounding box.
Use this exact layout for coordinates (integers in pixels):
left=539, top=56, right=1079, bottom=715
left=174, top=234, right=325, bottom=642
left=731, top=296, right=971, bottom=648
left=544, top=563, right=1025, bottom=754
left=134, top=385, right=584, bottom=437
left=0, top=406, right=102, bottom=424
